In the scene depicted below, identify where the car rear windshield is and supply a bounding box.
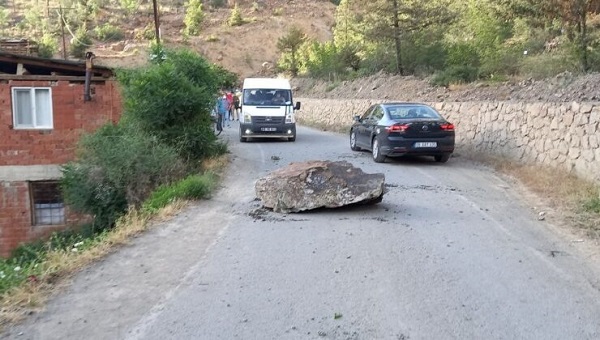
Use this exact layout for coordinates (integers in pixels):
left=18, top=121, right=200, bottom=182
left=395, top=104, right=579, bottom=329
left=386, top=105, right=442, bottom=120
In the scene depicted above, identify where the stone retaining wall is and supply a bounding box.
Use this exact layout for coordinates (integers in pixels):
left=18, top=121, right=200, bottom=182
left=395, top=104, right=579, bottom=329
left=296, top=98, right=600, bottom=183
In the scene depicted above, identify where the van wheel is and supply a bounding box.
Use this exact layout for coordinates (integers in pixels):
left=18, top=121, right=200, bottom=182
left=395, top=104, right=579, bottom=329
left=288, top=136, right=296, bottom=142
left=239, top=129, right=247, bottom=143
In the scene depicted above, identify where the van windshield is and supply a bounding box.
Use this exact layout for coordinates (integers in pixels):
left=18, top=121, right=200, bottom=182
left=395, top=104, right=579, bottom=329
left=243, top=89, right=292, bottom=106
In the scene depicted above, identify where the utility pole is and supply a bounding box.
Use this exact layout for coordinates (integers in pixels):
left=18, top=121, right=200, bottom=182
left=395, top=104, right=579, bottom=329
left=60, top=5, right=67, bottom=59
left=152, top=0, right=160, bottom=45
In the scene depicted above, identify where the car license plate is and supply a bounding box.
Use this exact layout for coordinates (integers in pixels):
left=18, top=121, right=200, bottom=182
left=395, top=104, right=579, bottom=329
left=414, top=142, right=437, bottom=148
left=261, top=127, right=277, bottom=132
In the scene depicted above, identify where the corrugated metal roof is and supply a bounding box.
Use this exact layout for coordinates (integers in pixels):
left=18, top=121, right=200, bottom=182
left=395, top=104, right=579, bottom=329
left=0, top=51, right=114, bottom=78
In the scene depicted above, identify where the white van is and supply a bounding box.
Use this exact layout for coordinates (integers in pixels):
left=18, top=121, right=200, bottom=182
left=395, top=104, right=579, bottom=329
left=239, top=78, right=301, bottom=142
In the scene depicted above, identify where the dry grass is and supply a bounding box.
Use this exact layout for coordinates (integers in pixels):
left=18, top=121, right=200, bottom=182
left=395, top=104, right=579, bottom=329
left=201, top=155, right=230, bottom=173
left=0, top=209, right=151, bottom=329
left=0, top=154, right=230, bottom=330
left=487, top=157, right=600, bottom=238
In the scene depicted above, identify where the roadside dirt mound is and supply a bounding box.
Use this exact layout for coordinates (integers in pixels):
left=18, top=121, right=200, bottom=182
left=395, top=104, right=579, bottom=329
left=293, top=71, right=600, bottom=102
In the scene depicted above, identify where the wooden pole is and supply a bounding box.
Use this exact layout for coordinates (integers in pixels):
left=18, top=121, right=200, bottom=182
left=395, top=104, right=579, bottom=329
left=60, top=5, right=67, bottom=59
left=152, top=0, right=160, bottom=45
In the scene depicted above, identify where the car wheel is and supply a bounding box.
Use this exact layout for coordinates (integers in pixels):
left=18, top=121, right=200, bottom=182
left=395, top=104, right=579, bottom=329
left=372, top=136, right=386, bottom=163
left=350, top=130, right=361, bottom=151
left=434, top=153, right=451, bottom=163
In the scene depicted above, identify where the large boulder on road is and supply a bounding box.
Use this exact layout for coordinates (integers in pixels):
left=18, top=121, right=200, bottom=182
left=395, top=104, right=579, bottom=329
left=255, top=160, right=385, bottom=213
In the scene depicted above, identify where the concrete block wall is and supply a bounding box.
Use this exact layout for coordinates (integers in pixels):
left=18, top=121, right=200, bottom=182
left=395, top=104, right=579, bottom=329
left=296, top=99, right=600, bottom=184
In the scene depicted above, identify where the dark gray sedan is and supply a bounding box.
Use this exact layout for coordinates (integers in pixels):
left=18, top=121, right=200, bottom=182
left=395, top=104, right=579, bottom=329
left=349, top=102, right=455, bottom=163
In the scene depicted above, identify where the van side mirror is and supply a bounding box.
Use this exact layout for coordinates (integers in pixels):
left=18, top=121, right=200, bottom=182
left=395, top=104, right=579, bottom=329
left=295, top=101, right=301, bottom=110
left=353, top=115, right=361, bottom=122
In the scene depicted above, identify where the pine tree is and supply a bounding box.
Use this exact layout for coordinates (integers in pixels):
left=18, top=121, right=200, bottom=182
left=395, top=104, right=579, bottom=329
left=277, top=27, right=307, bottom=76
left=228, top=4, right=243, bottom=27
left=184, top=0, right=205, bottom=36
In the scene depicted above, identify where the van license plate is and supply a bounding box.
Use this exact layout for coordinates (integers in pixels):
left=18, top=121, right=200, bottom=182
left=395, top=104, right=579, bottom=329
left=261, top=127, right=277, bottom=132
left=414, top=142, right=437, bottom=148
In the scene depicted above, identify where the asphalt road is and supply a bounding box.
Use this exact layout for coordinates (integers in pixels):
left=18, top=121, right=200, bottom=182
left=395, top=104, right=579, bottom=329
left=4, top=123, right=600, bottom=340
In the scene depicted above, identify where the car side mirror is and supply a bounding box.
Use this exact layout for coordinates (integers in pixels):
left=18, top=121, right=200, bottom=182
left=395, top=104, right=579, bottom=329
left=295, top=101, right=301, bottom=110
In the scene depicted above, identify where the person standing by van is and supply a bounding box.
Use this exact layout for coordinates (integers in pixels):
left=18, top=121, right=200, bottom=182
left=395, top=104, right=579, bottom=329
left=217, top=92, right=229, bottom=130
left=226, top=90, right=234, bottom=122
left=233, top=89, right=241, bottom=121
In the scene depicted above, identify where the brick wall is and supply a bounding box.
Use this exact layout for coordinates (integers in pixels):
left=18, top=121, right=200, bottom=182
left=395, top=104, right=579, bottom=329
left=0, top=78, right=122, bottom=256
left=0, top=181, right=82, bottom=257
left=0, top=79, right=122, bottom=166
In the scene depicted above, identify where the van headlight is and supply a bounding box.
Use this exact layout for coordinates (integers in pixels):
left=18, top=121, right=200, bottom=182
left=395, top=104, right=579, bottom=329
left=285, top=114, right=295, bottom=123
left=244, top=114, right=251, bottom=123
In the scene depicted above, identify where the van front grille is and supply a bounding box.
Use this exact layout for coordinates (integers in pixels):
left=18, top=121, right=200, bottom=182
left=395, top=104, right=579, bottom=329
left=252, top=116, right=285, bottom=125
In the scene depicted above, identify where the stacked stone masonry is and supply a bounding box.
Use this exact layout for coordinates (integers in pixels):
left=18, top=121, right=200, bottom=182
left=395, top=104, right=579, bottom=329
left=296, top=99, right=600, bottom=184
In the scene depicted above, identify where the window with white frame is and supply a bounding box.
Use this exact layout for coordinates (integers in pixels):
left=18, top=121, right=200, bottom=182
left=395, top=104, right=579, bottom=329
left=12, top=87, right=53, bottom=129
left=30, top=181, right=65, bottom=226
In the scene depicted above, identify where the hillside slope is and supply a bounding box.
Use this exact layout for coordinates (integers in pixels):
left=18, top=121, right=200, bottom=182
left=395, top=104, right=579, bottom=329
left=92, top=0, right=336, bottom=78
left=293, top=71, right=600, bottom=103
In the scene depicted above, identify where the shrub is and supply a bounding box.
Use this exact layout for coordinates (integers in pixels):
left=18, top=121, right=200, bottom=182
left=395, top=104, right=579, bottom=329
left=431, top=65, right=479, bottom=87
left=119, top=0, right=137, bottom=15
left=298, top=41, right=348, bottom=79
left=479, top=46, right=522, bottom=78
left=94, top=23, right=124, bottom=42
left=70, top=26, right=93, bottom=58
left=61, top=124, right=186, bottom=230
left=210, top=0, right=226, bottom=8
left=228, top=4, right=243, bottom=27
left=358, top=44, right=397, bottom=76
left=205, top=35, right=219, bottom=42
left=184, top=0, right=204, bottom=36
left=0, top=257, right=42, bottom=294
left=583, top=195, right=600, bottom=214
left=135, top=23, right=156, bottom=41
left=118, top=49, right=230, bottom=161
left=142, top=173, right=217, bottom=213
left=445, top=42, right=480, bottom=68
left=518, top=50, right=580, bottom=79
left=37, top=33, right=58, bottom=58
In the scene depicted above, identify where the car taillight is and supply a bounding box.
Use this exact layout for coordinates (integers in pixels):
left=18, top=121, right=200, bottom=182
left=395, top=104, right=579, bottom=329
left=440, top=123, right=455, bottom=131
left=386, top=124, right=409, bottom=132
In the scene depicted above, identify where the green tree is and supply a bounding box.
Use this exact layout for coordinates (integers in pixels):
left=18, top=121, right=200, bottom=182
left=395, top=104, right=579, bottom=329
left=277, top=26, right=307, bottom=76
left=118, top=49, right=229, bottom=161
left=359, top=0, right=456, bottom=75
left=228, top=4, right=243, bottom=26
left=38, top=33, right=58, bottom=58
left=70, top=25, right=93, bottom=58
left=184, top=0, right=205, bottom=36
left=333, top=0, right=365, bottom=49
left=62, top=49, right=232, bottom=230
left=500, top=0, right=600, bottom=71
left=0, top=6, right=9, bottom=35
